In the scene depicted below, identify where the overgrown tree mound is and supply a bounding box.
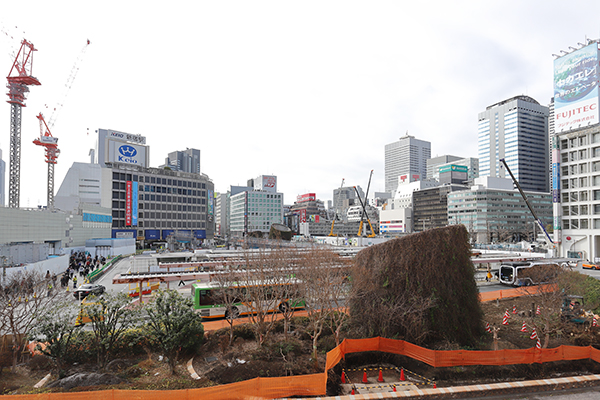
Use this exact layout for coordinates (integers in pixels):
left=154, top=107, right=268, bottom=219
left=348, top=224, right=483, bottom=346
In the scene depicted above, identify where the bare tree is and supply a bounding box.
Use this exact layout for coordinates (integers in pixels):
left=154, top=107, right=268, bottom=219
left=0, top=270, right=62, bottom=371
left=297, top=247, right=349, bottom=369
left=239, top=249, right=288, bottom=346
left=212, top=270, right=243, bottom=347
left=520, top=265, right=567, bottom=348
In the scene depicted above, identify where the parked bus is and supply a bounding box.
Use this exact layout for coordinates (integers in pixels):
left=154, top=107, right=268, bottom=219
left=499, top=260, right=562, bottom=287
left=191, top=279, right=305, bottom=319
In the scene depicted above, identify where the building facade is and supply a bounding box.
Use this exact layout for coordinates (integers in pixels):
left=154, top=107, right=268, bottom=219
left=161, top=148, right=201, bottom=174
left=57, top=129, right=214, bottom=245
left=555, top=125, right=600, bottom=260
left=332, top=186, right=364, bottom=223
left=448, top=177, right=552, bottom=244
left=0, top=148, right=5, bottom=206
left=478, top=95, right=550, bottom=193
left=229, top=176, right=284, bottom=237
left=214, top=192, right=229, bottom=238
left=426, top=155, right=462, bottom=180
left=385, top=134, right=431, bottom=194
left=413, top=184, right=467, bottom=232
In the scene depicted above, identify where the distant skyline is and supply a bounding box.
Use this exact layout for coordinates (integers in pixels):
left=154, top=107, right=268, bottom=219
left=1, top=1, right=600, bottom=207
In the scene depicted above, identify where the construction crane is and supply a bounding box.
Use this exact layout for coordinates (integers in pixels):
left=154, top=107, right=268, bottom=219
left=499, top=158, right=555, bottom=254
left=355, top=170, right=376, bottom=238
left=329, top=178, right=344, bottom=236
left=33, top=40, right=90, bottom=209
left=33, top=113, right=59, bottom=208
left=6, top=39, right=41, bottom=208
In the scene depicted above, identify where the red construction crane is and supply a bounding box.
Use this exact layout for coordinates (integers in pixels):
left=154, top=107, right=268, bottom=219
left=33, top=39, right=90, bottom=209
left=6, top=39, right=41, bottom=208
left=33, top=113, right=59, bottom=208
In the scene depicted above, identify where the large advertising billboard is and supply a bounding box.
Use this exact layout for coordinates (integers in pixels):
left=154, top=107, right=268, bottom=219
left=554, top=43, right=600, bottom=132
left=107, top=140, right=148, bottom=167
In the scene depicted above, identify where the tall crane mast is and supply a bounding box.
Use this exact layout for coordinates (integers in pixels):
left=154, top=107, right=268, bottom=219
left=6, top=39, right=41, bottom=208
left=33, top=113, right=59, bottom=208
left=33, top=40, right=90, bottom=209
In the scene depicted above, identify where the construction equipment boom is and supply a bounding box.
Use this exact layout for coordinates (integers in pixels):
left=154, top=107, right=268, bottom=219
left=499, top=158, right=554, bottom=250
left=355, top=169, right=376, bottom=238
left=34, top=40, right=90, bottom=209
left=6, top=39, right=41, bottom=208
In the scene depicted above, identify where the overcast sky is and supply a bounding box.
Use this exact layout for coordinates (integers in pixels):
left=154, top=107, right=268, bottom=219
left=1, top=1, right=600, bottom=208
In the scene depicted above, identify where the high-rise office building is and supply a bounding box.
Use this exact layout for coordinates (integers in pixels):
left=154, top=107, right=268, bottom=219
left=478, top=95, right=550, bottom=193
left=162, top=148, right=201, bottom=174
left=385, top=134, right=431, bottom=195
left=0, top=148, right=5, bottom=206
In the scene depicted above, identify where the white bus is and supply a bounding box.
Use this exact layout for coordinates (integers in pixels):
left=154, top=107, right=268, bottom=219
left=499, top=260, right=562, bottom=287
left=191, top=279, right=305, bottom=319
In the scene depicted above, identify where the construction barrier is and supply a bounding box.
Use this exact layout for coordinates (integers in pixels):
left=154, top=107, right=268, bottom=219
left=479, top=283, right=557, bottom=302
left=6, top=286, right=598, bottom=400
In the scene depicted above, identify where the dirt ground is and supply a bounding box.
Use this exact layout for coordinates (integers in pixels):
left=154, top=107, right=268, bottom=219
left=2, top=297, right=600, bottom=396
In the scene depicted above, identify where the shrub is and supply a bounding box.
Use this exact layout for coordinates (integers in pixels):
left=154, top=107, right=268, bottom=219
left=233, top=324, right=255, bottom=340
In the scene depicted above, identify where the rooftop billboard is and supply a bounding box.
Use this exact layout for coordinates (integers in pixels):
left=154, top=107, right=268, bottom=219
left=554, top=43, right=600, bottom=132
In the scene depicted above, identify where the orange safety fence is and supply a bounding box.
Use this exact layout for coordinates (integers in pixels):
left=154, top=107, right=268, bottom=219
left=479, top=283, right=558, bottom=302
left=6, top=335, right=600, bottom=400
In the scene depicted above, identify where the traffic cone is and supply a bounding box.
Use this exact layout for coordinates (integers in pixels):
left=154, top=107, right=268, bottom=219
left=433, top=382, right=437, bottom=388
left=593, top=317, right=597, bottom=327
left=393, top=385, right=396, bottom=392
left=400, top=368, right=406, bottom=381
left=504, top=309, right=511, bottom=319
left=341, top=371, right=346, bottom=383
left=378, top=368, right=384, bottom=382
left=521, top=322, right=527, bottom=332
left=536, top=338, right=541, bottom=349
left=362, top=369, right=368, bottom=383
left=512, top=305, right=517, bottom=314
left=530, top=328, right=538, bottom=340
left=485, top=322, right=492, bottom=333
left=351, top=386, right=355, bottom=395
left=502, top=314, right=509, bottom=325
left=536, top=305, right=541, bottom=315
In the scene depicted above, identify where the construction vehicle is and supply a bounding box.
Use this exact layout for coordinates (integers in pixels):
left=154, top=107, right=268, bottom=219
left=499, top=158, right=555, bottom=255
left=329, top=178, right=344, bottom=236
left=354, top=170, right=376, bottom=238
left=561, top=295, right=595, bottom=329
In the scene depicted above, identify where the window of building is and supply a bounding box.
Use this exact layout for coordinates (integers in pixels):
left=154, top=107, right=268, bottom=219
left=581, top=219, right=589, bottom=229
left=594, top=176, right=600, bottom=186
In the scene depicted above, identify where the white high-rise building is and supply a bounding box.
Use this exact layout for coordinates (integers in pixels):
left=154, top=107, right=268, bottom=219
left=384, top=134, right=431, bottom=195
left=478, top=95, right=550, bottom=193
left=0, top=148, right=5, bottom=207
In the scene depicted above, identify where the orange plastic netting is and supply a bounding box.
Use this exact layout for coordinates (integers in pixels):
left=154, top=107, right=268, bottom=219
left=8, top=286, right=598, bottom=399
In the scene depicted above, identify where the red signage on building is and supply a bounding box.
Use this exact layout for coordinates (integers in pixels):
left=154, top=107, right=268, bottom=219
left=299, top=209, right=307, bottom=223
left=125, top=181, right=132, bottom=226
left=296, top=193, right=316, bottom=203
